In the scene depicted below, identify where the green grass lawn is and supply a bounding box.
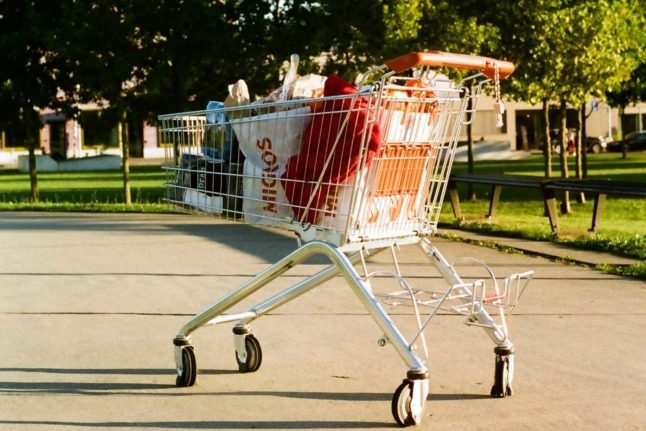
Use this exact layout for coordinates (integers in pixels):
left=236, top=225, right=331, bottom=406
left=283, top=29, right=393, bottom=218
left=0, top=165, right=169, bottom=209
left=1, top=153, right=644, bottom=274
left=439, top=152, right=646, bottom=269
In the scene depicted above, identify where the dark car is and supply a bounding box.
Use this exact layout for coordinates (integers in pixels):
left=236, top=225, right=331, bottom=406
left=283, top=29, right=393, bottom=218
left=607, top=131, right=646, bottom=152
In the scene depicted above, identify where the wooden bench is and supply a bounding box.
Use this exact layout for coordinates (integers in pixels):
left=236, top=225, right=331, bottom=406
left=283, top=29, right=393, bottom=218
left=447, top=173, right=646, bottom=233
left=447, top=173, right=543, bottom=220
left=542, top=179, right=646, bottom=233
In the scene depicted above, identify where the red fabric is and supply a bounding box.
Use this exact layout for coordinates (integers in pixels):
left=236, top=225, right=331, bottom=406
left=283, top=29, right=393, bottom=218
left=281, top=75, right=382, bottom=224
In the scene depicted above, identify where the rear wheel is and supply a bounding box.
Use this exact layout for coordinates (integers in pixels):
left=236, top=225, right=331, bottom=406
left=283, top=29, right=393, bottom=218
left=490, top=353, right=513, bottom=398
left=176, top=346, right=197, bottom=387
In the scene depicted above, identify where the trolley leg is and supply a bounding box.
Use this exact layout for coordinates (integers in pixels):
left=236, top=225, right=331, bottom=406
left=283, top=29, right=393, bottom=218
left=174, top=243, right=348, bottom=340
left=419, top=238, right=516, bottom=398
left=172, top=244, right=357, bottom=381
left=237, top=246, right=388, bottom=326
left=173, top=241, right=426, bottom=382
left=174, top=246, right=383, bottom=340
left=419, top=238, right=511, bottom=346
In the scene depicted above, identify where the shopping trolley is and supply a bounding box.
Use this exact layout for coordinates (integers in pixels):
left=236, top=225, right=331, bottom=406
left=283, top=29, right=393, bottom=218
left=159, top=51, right=533, bottom=427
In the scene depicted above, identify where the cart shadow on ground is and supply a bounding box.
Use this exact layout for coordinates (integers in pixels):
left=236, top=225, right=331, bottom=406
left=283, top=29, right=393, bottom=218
left=0, top=420, right=397, bottom=429
left=0, top=367, right=488, bottom=399
left=0, top=212, right=315, bottom=265
left=0, top=367, right=489, bottom=402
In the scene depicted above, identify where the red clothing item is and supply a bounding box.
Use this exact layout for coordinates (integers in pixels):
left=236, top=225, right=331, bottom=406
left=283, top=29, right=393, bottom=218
left=281, top=75, right=382, bottom=224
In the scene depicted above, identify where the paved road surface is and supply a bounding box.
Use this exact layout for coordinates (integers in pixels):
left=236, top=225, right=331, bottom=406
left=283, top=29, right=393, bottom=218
left=0, top=212, right=644, bottom=430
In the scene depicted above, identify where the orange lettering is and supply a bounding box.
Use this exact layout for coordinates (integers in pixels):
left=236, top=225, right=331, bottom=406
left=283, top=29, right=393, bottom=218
left=256, top=137, right=272, bottom=150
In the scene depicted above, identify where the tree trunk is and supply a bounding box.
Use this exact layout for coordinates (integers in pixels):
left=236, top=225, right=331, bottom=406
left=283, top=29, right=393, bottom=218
left=28, top=141, right=39, bottom=203
left=25, top=110, right=40, bottom=203
left=121, top=111, right=132, bottom=205
left=619, top=106, right=628, bottom=159
left=542, top=99, right=552, bottom=178
left=580, top=103, right=588, bottom=178
left=559, top=99, right=570, bottom=214
left=574, top=105, right=585, bottom=204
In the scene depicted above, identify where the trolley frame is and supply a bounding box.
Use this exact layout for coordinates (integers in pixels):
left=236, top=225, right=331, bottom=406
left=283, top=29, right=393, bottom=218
left=160, top=51, right=531, bottom=427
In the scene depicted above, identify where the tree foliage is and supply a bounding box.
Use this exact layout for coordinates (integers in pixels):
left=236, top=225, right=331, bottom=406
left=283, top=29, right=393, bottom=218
left=487, top=0, right=645, bottom=185
left=607, top=63, right=646, bottom=109
left=0, top=1, right=77, bottom=201
left=1, top=0, right=646, bottom=205
left=2, top=0, right=644, bottom=123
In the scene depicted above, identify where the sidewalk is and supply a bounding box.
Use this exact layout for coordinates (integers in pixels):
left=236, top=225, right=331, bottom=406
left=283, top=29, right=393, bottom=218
left=439, top=228, right=642, bottom=267
left=0, top=212, right=644, bottom=430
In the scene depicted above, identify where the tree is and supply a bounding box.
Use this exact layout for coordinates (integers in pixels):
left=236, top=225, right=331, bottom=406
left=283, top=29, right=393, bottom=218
left=59, top=0, right=236, bottom=203
left=607, top=63, right=646, bottom=140
left=485, top=0, right=564, bottom=179
left=56, top=0, right=144, bottom=204
left=382, top=0, right=429, bottom=59
left=0, top=1, right=75, bottom=202
left=490, top=0, right=644, bottom=212
left=416, top=0, right=501, bottom=200
left=554, top=0, right=644, bottom=178
left=544, top=0, right=641, bottom=209
left=334, top=0, right=507, bottom=202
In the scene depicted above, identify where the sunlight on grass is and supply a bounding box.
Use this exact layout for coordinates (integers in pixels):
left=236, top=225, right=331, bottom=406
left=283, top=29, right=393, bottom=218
left=440, top=152, right=646, bottom=261
left=1, top=154, right=645, bottom=263
left=0, top=165, right=168, bottom=205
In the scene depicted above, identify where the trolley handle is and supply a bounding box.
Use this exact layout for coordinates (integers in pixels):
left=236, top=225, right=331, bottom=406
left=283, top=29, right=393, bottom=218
left=385, top=51, right=515, bottom=79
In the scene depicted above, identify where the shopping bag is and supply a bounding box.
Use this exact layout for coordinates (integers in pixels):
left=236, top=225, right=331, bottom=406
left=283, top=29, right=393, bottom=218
left=281, top=75, right=382, bottom=225
left=378, top=76, right=452, bottom=144
left=379, top=96, right=438, bottom=144
left=319, top=144, right=436, bottom=238
left=230, top=106, right=311, bottom=225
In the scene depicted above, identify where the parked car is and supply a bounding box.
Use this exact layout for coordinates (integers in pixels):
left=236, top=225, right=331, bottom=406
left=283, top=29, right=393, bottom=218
left=607, top=131, right=646, bottom=152
left=548, top=129, right=609, bottom=154
left=584, top=136, right=608, bottom=154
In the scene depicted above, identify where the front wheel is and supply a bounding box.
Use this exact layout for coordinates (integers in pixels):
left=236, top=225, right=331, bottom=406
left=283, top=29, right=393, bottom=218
left=236, top=334, right=262, bottom=373
left=392, top=379, right=416, bottom=427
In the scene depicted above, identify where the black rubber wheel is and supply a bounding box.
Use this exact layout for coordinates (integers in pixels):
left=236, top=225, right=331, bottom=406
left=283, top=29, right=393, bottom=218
left=236, top=334, right=262, bottom=373
left=490, top=355, right=512, bottom=398
left=392, top=379, right=416, bottom=427
left=176, top=346, right=197, bottom=387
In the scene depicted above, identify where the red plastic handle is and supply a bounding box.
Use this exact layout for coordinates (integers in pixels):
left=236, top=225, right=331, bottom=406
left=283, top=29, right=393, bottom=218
left=385, top=51, right=515, bottom=79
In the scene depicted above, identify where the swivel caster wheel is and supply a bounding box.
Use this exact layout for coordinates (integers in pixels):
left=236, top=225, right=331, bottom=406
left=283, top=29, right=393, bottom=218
left=491, top=348, right=514, bottom=398
left=392, top=379, right=416, bottom=427
left=235, top=334, right=262, bottom=373
left=392, top=377, right=428, bottom=427
left=176, top=345, right=197, bottom=387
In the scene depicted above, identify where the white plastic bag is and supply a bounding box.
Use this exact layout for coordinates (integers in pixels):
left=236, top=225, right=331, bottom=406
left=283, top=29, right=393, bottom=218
left=278, top=54, right=299, bottom=101
left=380, top=107, right=436, bottom=144
left=230, top=106, right=311, bottom=226
left=224, top=80, right=251, bottom=119
left=290, top=74, right=327, bottom=99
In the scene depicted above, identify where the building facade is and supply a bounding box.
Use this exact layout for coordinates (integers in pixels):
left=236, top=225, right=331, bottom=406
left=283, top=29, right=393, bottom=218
left=1, top=97, right=644, bottom=167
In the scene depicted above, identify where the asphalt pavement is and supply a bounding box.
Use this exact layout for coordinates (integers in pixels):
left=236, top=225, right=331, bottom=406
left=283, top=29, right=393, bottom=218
left=0, top=212, right=644, bottom=430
